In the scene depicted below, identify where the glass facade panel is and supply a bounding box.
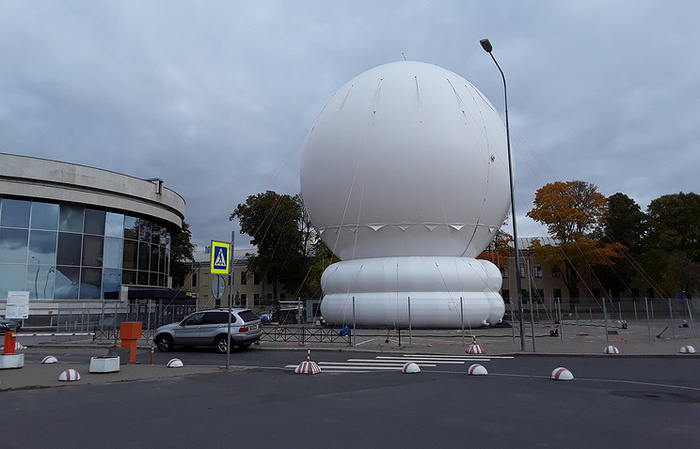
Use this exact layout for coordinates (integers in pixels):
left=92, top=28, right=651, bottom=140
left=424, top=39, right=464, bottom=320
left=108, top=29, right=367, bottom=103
left=123, top=240, right=138, bottom=269
left=26, top=264, right=56, bottom=299
left=57, top=232, right=82, bottom=266
left=0, top=264, right=26, bottom=299
left=59, top=204, right=84, bottom=232
left=80, top=267, right=102, bottom=299
left=31, top=202, right=59, bottom=230
left=82, top=235, right=104, bottom=267
left=103, top=269, right=121, bottom=299
left=29, top=230, right=57, bottom=263
left=122, top=270, right=136, bottom=285
left=138, top=242, right=150, bottom=270
left=124, top=216, right=138, bottom=240
left=139, top=221, right=151, bottom=242
left=84, top=209, right=105, bottom=235
left=150, top=245, right=160, bottom=271
left=0, top=228, right=29, bottom=262
left=103, top=237, right=123, bottom=269
left=0, top=198, right=31, bottom=227
left=137, top=270, right=148, bottom=285
left=151, top=223, right=161, bottom=245
left=55, top=266, right=80, bottom=299
left=105, top=212, right=124, bottom=238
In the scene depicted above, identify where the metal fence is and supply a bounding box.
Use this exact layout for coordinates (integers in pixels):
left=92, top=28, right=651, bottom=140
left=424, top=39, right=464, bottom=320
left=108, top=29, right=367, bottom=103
left=507, top=296, right=697, bottom=323
left=260, top=325, right=352, bottom=345
left=46, top=301, right=197, bottom=341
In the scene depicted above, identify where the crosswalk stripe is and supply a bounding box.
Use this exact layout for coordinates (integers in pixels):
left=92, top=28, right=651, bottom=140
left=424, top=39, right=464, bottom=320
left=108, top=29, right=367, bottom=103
left=284, top=353, right=512, bottom=373
left=352, top=358, right=468, bottom=364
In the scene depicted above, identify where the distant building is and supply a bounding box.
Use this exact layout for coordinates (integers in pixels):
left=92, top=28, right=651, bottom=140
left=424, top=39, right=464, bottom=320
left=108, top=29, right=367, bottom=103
left=0, top=153, right=188, bottom=319
left=500, top=237, right=659, bottom=317
left=186, top=247, right=295, bottom=312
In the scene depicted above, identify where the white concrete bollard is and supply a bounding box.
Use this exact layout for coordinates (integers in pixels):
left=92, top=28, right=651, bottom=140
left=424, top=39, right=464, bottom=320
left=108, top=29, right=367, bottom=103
left=166, top=358, right=184, bottom=368
left=59, top=369, right=81, bottom=381
left=467, top=363, right=488, bottom=376
left=551, top=367, right=574, bottom=381
left=401, top=362, right=421, bottom=374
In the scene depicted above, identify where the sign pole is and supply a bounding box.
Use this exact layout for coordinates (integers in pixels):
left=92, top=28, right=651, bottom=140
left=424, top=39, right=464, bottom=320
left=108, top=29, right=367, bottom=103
left=226, top=232, right=234, bottom=370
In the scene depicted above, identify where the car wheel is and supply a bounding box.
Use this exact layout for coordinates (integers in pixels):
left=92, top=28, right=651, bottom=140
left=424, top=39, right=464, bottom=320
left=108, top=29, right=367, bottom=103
left=215, top=335, right=230, bottom=354
left=155, top=334, right=174, bottom=352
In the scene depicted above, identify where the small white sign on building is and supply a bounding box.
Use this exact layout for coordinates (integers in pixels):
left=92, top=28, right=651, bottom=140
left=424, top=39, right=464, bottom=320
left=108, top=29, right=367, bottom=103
left=6, top=291, right=30, bottom=319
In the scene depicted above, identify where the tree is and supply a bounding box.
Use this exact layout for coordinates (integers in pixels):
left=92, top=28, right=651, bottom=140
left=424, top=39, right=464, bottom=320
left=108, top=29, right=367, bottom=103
left=605, top=193, right=647, bottom=249
left=307, top=239, right=340, bottom=298
left=170, top=221, right=195, bottom=288
left=597, top=193, right=648, bottom=295
left=526, top=181, right=625, bottom=302
left=477, top=227, right=513, bottom=268
left=230, top=191, right=310, bottom=299
left=643, top=192, right=700, bottom=295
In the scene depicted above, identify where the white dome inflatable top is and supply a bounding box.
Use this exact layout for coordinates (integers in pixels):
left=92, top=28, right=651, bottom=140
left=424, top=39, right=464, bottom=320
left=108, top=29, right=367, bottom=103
left=300, top=61, right=511, bottom=261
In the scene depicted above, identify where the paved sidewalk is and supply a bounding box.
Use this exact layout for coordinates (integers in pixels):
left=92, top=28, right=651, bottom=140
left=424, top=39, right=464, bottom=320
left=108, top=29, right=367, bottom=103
left=1, top=319, right=698, bottom=391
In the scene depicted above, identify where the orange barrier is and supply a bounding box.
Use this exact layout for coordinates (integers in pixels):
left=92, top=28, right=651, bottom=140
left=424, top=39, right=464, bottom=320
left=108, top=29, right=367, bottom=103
left=119, top=322, right=142, bottom=363
left=3, top=331, right=16, bottom=355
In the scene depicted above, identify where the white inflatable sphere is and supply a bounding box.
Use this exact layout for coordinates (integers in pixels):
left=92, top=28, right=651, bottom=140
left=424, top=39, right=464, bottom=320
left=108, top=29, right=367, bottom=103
left=301, top=61, right=510, bottom=260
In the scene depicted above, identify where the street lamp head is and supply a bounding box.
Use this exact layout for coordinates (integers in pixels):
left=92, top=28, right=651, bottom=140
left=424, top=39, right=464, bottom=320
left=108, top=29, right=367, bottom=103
left=480, top=38, right=493, bottom=53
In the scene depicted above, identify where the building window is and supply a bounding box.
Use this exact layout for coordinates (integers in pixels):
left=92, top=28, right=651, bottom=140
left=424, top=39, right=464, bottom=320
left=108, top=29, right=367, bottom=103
left=254, top=273, right=260, bottom=285
left=501, top=264, right=508, bottom=278
left=551, top=268, right=560, bottom=278
left=646, top=288, right=654, bottom=299
left=519, top=263, right=525, bottom=278
left=240, top=271, right=247, bottom=285
left=502, top=289, right=510, bottom=300
left=534, top=263, right=542, bottom=278
left=253, top=294, right=260, bottom=306
left=192, top=272, right=197, bottom=287
left=553, top=288, right=561, bottom=299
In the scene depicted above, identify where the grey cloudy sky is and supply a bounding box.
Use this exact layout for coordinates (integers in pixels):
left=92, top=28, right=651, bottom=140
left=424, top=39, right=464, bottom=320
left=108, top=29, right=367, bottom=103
left=1, top=1, right=698, bottom=249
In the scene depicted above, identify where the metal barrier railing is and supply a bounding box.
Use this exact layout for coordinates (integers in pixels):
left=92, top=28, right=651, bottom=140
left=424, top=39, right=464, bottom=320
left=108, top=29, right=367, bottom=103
left=260, top=326, right=351, bottom=345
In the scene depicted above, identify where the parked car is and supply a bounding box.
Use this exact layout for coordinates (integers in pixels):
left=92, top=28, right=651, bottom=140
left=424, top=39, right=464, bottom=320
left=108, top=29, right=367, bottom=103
left=153, top=308, right=262, bottom=353
left=0, top=317, right=22, bottom=333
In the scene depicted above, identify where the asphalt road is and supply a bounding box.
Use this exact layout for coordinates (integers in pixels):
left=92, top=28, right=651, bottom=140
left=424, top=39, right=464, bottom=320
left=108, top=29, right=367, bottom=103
left=2, top=348, right=699, bottom=448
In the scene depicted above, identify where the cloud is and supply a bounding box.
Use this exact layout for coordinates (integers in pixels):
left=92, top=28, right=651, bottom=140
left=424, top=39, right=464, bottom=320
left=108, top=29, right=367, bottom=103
left=1, top=1, right=698, bottom=249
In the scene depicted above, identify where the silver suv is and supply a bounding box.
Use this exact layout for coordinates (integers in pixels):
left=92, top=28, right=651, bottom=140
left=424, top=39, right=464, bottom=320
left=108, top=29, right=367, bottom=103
left=154, top=308, right=262, bottom=353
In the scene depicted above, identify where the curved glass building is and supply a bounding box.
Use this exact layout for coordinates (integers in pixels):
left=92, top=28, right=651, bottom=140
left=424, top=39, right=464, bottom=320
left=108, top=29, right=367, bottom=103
left=0, top=153, right=186, bottom=314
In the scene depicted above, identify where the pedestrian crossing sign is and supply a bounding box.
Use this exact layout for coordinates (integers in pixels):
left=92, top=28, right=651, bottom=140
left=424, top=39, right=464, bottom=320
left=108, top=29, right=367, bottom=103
left=210, top=241, right=230, bottom=274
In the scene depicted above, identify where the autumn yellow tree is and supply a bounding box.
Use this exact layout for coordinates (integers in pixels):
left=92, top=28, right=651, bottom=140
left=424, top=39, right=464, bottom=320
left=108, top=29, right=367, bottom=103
left=477, top=228, right=513, bottom=268
left=526, top=180, right=625, bottom=302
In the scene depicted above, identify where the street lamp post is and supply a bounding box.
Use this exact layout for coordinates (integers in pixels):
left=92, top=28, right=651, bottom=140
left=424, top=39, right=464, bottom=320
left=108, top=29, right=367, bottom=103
left=480, top=38, right=526, bottom=351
